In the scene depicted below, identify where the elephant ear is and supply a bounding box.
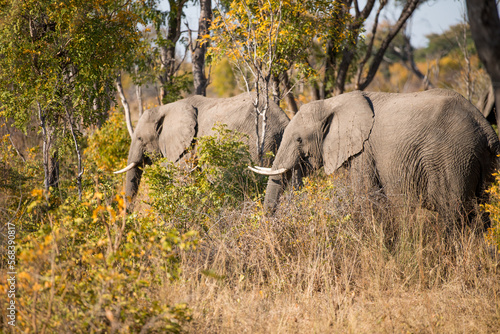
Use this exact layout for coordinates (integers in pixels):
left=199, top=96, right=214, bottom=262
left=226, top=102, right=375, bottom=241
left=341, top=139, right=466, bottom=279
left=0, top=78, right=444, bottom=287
left=322, top=91, right=374, bottom=174
left=159, top=102, right=198, bottom=162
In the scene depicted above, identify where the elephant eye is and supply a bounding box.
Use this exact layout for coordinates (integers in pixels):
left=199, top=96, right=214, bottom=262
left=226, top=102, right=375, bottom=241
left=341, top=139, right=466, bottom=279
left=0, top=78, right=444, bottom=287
left=296, top=137, right=303, bottom=144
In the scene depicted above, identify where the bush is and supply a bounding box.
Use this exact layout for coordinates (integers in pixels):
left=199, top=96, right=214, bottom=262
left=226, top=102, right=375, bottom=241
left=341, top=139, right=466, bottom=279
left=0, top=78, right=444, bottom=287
left=144, top=124, right=267, bottom=231
left=84, top=109, right=131, bottom=174
left=482, top=172, right=500, bottom=252
left=82, top=109, right=131, bottom=205
left=0, top=114, right=199, bottom=333
left=4, top=187, right=198, bottom=333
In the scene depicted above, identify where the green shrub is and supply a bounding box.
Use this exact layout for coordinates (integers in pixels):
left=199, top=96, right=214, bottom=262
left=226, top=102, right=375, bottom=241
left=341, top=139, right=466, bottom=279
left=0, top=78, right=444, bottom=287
left=8, top=187, right=198, bottom=333
left=1, top=114, right=199, bottom=332
left=145, top=124, right=267, bottom=231
left=0, top=120, right=268, bottom=333
left=83, top=109, right=131, bottom=202
left=84, top=109, right=131, bottom=174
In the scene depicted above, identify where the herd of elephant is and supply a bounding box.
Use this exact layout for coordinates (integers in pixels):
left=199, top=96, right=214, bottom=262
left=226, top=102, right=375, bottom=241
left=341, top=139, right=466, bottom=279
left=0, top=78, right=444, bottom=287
left=114, top=89, right=500, bottom=219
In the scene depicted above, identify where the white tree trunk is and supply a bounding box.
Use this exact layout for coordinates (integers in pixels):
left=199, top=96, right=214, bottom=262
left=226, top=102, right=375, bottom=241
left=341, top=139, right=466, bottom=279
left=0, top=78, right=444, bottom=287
left=116, top=72, right=134, bottom=137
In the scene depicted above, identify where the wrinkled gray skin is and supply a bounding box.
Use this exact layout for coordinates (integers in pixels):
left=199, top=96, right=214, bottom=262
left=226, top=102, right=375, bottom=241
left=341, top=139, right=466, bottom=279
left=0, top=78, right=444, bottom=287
left=124, top=93, right=290, bottom=203
left=478, top=84, right=496, bottom=125
left=262, top=89, right=500, bottom=217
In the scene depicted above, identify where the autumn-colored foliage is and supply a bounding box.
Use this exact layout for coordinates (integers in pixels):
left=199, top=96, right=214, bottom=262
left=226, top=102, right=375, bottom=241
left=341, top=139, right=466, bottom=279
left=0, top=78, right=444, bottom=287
left=85, top=110, right=131, bottom=173
left=1, top=2, right=500, bottom=333
left=209, top=0, right=352, bottom=92
left=482, top=173, right=500, bottom=253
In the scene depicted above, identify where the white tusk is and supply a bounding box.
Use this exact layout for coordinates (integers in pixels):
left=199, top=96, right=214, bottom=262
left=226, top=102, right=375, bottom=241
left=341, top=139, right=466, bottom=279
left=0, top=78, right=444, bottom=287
left=253, top=166, right=272, bottom=172
left=248, top=166, right=288, bottom=176
left=113, top=162, right=137, bottom=174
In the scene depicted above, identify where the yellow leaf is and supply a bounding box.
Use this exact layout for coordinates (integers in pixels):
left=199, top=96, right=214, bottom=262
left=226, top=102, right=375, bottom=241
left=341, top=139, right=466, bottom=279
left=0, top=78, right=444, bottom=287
left=31, top=188, right=43, bottom=198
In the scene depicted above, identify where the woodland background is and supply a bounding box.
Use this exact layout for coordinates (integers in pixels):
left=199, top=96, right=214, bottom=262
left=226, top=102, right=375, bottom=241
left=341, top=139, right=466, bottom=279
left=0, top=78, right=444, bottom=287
left=1, top=0, right=500, bottom=332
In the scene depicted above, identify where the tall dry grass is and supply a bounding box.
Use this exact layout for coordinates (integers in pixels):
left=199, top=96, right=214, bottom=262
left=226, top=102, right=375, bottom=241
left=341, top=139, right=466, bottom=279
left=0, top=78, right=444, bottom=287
left=151, top=171, right=500, bottom=333
left=3, top=117, right=499, bottom=332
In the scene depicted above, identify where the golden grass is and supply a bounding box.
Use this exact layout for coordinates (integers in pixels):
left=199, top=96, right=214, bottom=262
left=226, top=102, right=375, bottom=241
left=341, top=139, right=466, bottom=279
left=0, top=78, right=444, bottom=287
left=154, top=172, right=500, bottom=333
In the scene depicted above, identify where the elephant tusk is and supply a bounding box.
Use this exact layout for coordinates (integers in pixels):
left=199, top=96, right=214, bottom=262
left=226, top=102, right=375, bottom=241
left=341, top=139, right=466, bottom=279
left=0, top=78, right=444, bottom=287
left=113, top=162, right=137, bottom=174
left=248, top=166, right=288, bottom=176
left=253, top=166, right=273, bottom=172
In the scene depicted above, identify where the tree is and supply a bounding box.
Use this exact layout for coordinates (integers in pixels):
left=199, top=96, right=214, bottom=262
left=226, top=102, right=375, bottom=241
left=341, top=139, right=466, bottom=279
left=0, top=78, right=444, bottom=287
left=384, top=23, right=434, bottom=90
left=0, top=0, right=142, bottom=197
left=209, top=0, right=351, bottom=159
left=156, top=0, right=192, bottom=104
left=210, top=0, right=351, bottom=112
left=466, top=0, right=500, bottom=130
left=320, top=0, right=422, bottom=97
left=191, top=0, right=212, bottom=96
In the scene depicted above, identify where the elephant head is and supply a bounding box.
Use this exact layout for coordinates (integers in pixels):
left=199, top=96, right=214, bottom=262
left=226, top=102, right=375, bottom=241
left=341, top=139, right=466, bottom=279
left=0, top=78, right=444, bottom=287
left=114, top=100, right=198, bottom=202
left=250, top=91, right=374, bottom=213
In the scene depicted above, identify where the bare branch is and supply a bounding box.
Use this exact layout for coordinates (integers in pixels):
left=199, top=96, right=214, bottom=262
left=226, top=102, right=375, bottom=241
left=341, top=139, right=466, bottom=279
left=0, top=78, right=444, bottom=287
left=355, top=1, right=386, bottom=88
left=357, top=0, right=421, bottom=91
left=65, top=105, right=84, bottom=200
left=115, top=72, right=134, bottom=138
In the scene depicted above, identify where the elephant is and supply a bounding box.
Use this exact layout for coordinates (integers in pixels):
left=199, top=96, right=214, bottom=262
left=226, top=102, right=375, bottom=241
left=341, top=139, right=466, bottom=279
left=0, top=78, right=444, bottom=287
left=114, top=93, right=290, bottom=203
left=250, top=89, right=500, bottom=217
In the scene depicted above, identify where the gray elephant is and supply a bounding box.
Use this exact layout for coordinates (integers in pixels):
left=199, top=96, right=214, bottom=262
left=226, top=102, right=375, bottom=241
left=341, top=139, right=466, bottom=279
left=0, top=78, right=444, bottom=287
left=115, top=93, right=290, bottom=202
left=250, top=89, right=500, bottom=217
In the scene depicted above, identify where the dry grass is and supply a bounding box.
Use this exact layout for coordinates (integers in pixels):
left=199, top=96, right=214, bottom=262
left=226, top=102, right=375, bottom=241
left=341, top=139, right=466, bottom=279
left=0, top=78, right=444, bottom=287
left=148, top=171, right=500, bottom=333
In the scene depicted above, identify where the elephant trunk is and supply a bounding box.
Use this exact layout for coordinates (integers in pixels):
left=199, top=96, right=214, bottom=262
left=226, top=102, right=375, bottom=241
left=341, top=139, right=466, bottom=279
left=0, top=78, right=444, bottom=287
left=263, top=175, right=286, bottom=214
left=261, top=138, right=303, bottom=214
left=123, top=139, right=146, bottom=205
left=125, top=166, right=143, bottom=204
left=263, top=168, right=301, bottom=214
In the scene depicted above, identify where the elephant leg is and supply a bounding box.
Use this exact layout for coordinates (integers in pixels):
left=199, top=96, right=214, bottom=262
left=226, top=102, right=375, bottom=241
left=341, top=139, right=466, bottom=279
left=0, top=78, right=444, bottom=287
left=348, top=153, right=383, bottom=199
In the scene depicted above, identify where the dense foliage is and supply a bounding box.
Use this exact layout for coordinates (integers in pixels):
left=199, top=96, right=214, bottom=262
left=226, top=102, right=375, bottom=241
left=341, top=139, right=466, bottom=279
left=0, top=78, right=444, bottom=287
left=209, top=0, right=353, bottom=95
left=0, top=0, right=141, bottom=128
left=145, top=125, right=267, bottom=230
left=0, top=111, right=198, bottom=332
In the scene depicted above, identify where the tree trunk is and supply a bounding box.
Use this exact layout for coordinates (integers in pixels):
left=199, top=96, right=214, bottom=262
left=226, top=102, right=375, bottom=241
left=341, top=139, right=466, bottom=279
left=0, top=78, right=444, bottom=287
left=334, top=49, right=355, bottom=95
left=116, top=72, right=134, bottom=137
left=37, top=102, right=59, bottom=194
left=282, top=71, right=298, bottom=115
left=192, top=0, right=212, bottom=96
left=158, top=0, right=188, bottom=104
left=357, top=0, right=421, bottom=91
left=272, top=75, right=280, bottom=104
left=47, top=145, right=59, bottom=190
left=323, top=39, right=337, bottom=99
left=311, top=81, right=321, bottom=101
left=136, top=84, right=143, bottom=117
left=66, top=105, right=84, bottom=200
left=466, top=0, right=500, bottom=131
